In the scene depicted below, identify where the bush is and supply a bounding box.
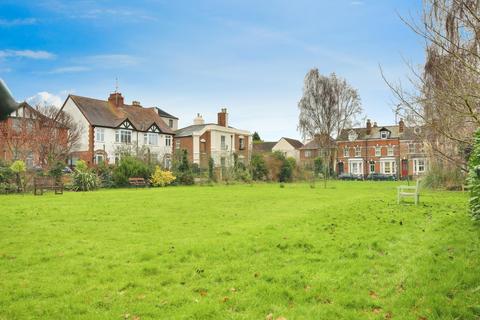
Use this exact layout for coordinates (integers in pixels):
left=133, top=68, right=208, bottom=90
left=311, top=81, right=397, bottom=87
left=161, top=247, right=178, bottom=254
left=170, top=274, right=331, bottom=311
left=173, top=150, right=195, bottom=185
left=314, top=157, right=324, bottom=175
left=71, top=160, right=98, bottom=191
left=150, top=166, right=176, bottom=187
left=423, top=162, right=465, bottom=190
left=250, top=154, right=268, bottom=181
left=469, top=129, right=480, bottom=220
left=96, top=162, right=115, bottom=188
left=176, top=172, right=195, bottom=185
left=49, top=161, right=65, bottom=181
left=10, top=160, right=26, bottom=192
left=0, top=160, right=13, bottom=184
left=208, top=157, right=215, bottom=182
left=113, top=156, right=153, bottom=187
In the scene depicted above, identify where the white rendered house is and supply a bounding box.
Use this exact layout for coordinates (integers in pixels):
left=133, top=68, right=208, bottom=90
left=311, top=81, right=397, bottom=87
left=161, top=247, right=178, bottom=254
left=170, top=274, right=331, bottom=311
left=60, top=92, right=176, bottom=167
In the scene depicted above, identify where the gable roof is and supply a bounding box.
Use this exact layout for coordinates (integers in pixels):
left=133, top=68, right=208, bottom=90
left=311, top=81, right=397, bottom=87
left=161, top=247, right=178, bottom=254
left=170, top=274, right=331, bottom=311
left=281, top=137, right=303, bottom=149
left=155, top=107, right=178, bottom=120
left=253, top=142, right=276, bottom=153
left=67, top=95, right=174, bottom=134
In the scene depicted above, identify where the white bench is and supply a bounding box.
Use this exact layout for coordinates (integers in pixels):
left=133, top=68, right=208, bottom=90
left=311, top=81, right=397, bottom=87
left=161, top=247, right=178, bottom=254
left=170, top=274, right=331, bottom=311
left=397, top=180, right=421, bottom=205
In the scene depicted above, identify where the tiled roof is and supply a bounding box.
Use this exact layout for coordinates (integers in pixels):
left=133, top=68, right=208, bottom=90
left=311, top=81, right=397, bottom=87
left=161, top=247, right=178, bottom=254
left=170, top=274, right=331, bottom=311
left=68, top=95, right=174, bottom=134
left=337, top=125, right=400, bottom=141
left=300, top=134, right=335, bottom=150
left=337, top=124, right=423, bottom=141
left=282, top=137, right=303, bottom=149
left=253, top=142, right=276, bottom=153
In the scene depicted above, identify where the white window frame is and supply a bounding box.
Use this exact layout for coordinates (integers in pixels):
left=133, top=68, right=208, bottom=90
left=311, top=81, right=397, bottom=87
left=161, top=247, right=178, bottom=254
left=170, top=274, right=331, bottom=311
left=115, top=129, right=132, bottom=144
left=413, top=158, right=427, bottom=175
left=305, top=150, right=312, bottom=158
left=239, top=137, right=245, bottom=150
left=375, top=146, right=381, bottom=157
left=354, top=146, right=361, bottom=157
left=95, top=154, right=104, bottom=164
left=369, top=162, right=375, bottom=173
left=144, top=132, right=158, bottom=146
left=169, top=119, right=174, bottom=128
left=387, top=146, right=394, bottom=156
left=221, top=135, right=226, bottom=150
left=343, top=147, right=349, bottom=157
left=380, top=159, right=396, bottom=175
left=175, top=140, right=181, bottom=150
left=165, top=135, right=172, bottom=147
left=380, top=131, right=388, bottom=139
left=96, top=128, right=105, bottom=142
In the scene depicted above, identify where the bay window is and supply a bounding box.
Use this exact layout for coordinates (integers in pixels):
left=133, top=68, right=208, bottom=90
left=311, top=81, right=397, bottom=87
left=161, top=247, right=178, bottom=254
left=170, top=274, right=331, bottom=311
left=115, top=129, right=131, bottom=144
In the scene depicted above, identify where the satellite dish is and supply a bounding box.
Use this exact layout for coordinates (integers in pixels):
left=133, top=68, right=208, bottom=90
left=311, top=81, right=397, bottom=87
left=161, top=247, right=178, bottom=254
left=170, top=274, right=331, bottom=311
left=0, top=79, right=20, bottom=120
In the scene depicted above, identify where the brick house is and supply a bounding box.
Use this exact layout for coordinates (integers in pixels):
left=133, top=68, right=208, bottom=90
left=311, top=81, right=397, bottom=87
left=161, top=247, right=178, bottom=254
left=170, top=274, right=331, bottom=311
left=336, top=119, right=428, bottom=179
left=0, top=102, right=68, bottom=168
left=299, top=134, right=336, bottom=169
left=174, top=109, right=252, bottom=168
left=60, top=92, right=175, bottom=167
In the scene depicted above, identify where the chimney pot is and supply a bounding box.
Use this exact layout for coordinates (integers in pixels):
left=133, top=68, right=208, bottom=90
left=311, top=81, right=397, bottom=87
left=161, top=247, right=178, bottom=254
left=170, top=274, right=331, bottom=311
left=366, top=119, right=372, bottom=134
left=132, top=100, right=141, bottom=106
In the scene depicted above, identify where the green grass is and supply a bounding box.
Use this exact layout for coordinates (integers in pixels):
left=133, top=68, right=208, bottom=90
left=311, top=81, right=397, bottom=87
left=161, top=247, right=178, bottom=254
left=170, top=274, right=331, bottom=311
left=0, top=182, right=479, bottom=319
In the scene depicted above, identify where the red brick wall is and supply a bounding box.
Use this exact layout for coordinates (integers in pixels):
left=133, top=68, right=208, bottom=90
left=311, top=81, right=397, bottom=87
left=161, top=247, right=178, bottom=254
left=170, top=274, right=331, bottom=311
left=173, top=136, right=194, bottom=163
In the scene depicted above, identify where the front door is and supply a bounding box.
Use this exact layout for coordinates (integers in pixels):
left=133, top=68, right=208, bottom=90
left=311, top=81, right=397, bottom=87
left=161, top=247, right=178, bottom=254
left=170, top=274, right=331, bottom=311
left=337, top=162, right=344, bottom=174
left=401, top=159, right=408, bottom=178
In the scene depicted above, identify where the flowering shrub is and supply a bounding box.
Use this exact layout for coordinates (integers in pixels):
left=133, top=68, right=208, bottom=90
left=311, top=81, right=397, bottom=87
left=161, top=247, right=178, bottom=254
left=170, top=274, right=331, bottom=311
left=150, top=166, right=176, bottom=187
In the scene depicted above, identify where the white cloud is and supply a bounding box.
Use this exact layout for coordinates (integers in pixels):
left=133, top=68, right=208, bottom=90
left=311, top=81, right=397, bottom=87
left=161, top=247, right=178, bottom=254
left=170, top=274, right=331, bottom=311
left=26, top=91, right=64, bottom=108
left=48, top=66, right=90, bottom=74
left=0, top=18, right=37, bottom=26
left=0, top=49, right=56, bottom=60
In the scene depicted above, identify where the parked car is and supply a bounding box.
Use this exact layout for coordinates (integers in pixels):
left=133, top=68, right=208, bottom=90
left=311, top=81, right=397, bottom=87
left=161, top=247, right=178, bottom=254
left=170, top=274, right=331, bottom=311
left=367, top=173, right=396, bottom=181
left=338, top=173, right=363, bottom=181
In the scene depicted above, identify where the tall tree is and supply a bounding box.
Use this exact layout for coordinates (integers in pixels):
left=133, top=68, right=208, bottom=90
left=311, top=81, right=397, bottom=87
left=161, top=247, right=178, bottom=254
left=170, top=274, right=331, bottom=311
left=298, top=69, right=362, bottom=140
left=252, top=131, right=261, bottom=142
left=298, top=69, right=362, bottom=186
left=383, top=0, right=480, bottom=172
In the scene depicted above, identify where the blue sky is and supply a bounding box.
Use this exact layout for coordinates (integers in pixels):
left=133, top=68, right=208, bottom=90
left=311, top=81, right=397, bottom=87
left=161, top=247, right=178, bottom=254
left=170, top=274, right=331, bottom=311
left=0, top=0, right=424, bottom=141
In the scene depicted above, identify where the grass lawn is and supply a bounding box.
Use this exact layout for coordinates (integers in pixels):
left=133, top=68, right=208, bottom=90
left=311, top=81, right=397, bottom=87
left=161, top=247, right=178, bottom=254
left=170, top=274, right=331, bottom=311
left=0, top=181, right=479, bottom=319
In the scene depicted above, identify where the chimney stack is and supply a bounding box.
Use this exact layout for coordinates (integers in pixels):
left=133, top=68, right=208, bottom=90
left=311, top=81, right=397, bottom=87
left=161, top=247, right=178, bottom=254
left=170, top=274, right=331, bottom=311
left=218, top=108, right=228, bottom=127
left=399, top=118, right=405, bottom=133
left=373, top=122, right=378, bottom=128
left=366, top=119, right=372, bottom=135
left=132, top=100, right=141, bottom=106
left=194, top=113, right=205, bottom=125
left=108, top=92, right=124, bottom=108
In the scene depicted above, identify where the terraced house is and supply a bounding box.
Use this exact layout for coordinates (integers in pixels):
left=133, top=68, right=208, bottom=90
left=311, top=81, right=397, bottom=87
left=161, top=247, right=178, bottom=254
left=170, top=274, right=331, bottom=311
left=60, top=92, right=175, bottom=167
left=336, top=119, right=428, bottom=179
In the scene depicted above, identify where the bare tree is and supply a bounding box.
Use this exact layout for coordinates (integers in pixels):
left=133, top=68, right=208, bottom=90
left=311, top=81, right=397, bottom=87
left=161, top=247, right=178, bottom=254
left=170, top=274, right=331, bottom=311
left=298, top=69, right=363, bottom=139
left=383, top=0, right=480, bottom=172
left=298, top=69, right=363, bottom=186
left=35, top=105, right=82, bottom=168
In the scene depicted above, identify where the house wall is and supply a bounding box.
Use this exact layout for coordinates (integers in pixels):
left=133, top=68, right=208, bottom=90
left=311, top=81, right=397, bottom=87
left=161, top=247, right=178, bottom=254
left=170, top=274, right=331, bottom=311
left=161, top=117, right=178, bottom=131
left=272, top=138, right=300, bottom=161
left=62, top=97, right=90, bottom=152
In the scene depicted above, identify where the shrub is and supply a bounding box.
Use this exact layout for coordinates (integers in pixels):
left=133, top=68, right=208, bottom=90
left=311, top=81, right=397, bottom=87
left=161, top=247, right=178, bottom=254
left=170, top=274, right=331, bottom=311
left=72, top=170, right=98, bottom=192
left=469, top=129, right=480, bottom=220
left=49, top=161, right=65, bottom=182
left=314, top=157, right=324, bottom=175
left=250, top=154, right=268, bottom=181
left=150, top=166, right=176, bottom=187
left=0, top=160, right=13, bottom=184
left=176, top=172, right=195, bottom=185
left=208, top=157, right=215, bottom=182
left=423, top=162, right=465, bottom=190
left=76, top=160, right=88, bottom=172
left=173, top=150, right=195, bottom=185
left=96, top=162, right=115, bottom=188
left=10, top=160, right=26, bottom=192
left=113, top=156, right=152, bottom=187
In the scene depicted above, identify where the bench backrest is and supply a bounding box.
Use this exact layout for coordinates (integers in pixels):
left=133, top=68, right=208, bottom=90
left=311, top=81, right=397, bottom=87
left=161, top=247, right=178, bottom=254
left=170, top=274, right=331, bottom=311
left=129, top=177, right=146, bottom=184
left=34, top=176, right=56, bottom=186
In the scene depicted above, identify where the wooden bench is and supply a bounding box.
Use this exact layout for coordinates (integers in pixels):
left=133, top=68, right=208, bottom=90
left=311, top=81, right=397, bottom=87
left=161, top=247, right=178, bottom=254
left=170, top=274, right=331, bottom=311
left=128, top=177, right=147, bottom=188
left=397, top=179, right=421, bottom=205
left=34, top=176, right=63, bottom=195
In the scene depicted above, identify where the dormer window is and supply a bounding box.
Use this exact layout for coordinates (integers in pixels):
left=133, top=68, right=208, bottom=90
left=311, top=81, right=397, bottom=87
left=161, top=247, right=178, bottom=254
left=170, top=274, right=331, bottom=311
left=380, top=131, right=389, bottom=139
